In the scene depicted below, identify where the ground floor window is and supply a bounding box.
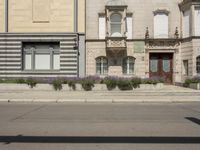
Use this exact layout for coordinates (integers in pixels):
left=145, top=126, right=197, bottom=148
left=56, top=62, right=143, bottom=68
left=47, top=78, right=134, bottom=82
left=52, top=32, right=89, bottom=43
left=183, top=60, right=189, bottom=76
left=123, top=57, right=135, bottom=75
left=197, top=56, right=200, bottom=74
left=96, top=57, right=108, bottom=75
left=23, top=43, right=60, bottom=71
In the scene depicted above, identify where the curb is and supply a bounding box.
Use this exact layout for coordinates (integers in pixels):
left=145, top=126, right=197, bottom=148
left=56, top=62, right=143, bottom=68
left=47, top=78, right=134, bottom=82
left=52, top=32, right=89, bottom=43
left=1, top=98, right=200, bottom=103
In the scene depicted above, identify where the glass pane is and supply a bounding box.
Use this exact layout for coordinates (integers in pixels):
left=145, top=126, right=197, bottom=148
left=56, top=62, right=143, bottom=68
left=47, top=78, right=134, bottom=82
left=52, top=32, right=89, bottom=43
left=163, top=57, right=170, bottom=72
left=150, top=57, right=158, bottom=72
left=111, top=24, right=121, bottom=36
left=35, top=54, right=50, bottom=70
left=25, top=54, right=32, bottom=70
left=111, top=14, right=121, bottom=22
left=53, top=54, right=60, bottom=70
left=129, top=63, right=134, bottom=74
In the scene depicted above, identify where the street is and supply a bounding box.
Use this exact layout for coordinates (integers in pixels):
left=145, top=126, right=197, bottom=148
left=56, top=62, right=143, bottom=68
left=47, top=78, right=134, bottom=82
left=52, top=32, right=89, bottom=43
left=0, top=102, right=200, bottom=150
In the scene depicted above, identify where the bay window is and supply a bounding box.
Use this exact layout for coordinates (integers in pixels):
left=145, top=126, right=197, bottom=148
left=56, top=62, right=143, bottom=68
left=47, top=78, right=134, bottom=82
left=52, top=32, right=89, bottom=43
left=110, top=13, right=122, bottom=37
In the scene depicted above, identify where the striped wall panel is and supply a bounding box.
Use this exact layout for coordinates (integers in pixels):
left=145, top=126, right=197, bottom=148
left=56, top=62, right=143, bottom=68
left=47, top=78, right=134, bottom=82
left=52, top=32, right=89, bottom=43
left=0, top=33, right=80, bottom=78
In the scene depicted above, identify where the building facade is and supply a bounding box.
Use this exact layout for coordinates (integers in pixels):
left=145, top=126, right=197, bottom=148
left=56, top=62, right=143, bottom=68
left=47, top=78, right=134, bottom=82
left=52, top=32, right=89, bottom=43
left=0, top=0, right=85, bottom=78
left=86, top=0, right=200, bottom=83
left=1, top=0, right=200, bottom=84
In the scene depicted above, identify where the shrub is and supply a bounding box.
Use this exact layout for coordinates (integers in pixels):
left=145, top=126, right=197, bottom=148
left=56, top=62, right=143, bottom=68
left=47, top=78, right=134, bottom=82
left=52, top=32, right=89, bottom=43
left=117, top=79, right=133, bottom=91
left=141, top=77, right=163, bottom=85
left=184, top=76, right=200, bottom=87
left=52, top=79, right=63, bottom=91
left=26, top=78, right=37, bottom=88
left=131, top=77, right=141, bottom=89
left=68, top=80, right=76, bottom=90
left=103, top=76, right=118, bottom=90
left=81, top=78, right=94, bottom=91
left=16, top=78, right=26, bottom=84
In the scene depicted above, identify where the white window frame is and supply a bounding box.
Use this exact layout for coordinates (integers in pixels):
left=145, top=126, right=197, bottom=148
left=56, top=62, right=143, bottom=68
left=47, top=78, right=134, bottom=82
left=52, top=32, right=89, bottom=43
left=123, top=57, right=135, bottom=75
left=96, top=57, right=108, bottom=75
left=194, top=7, right=200, bottom=36
left=126, top=15, right=133, bottom=39
left=110, top=13, right=122, bottom=37
left=154, top=12, right=169, bottom=38
left=183, top=10, right=190, bottom=38
left=99, top=14, right=106, bottom=39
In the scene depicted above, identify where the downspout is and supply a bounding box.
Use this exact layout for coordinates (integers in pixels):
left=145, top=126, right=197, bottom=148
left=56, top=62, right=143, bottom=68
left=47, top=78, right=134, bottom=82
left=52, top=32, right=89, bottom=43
left=74, top=0, right=78, bottom=32
left=5, top=0, right=8, bottom=78
left=5, top=0, right=8, bottom=32
left=74, top=0, right=79, bottom=77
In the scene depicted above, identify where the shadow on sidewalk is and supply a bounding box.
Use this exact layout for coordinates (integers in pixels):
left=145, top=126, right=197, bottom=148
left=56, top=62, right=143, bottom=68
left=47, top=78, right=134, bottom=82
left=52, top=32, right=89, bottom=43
left=0, top=135, right=200, bottom=144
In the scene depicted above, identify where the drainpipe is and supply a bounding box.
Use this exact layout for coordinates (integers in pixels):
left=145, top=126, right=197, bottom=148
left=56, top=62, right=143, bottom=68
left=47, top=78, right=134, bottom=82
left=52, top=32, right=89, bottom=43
left=5, top=0, right=8, bottom=32
left=74, top=0, right=78, bottom=32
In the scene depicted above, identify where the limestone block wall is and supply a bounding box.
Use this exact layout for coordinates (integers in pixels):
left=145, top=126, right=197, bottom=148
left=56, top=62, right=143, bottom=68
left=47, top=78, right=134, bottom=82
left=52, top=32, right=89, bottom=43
left=181, top=40, right=193, bottom=79
left=86, top=0, right=181, bottom=39
left=86, top=41, right=106, bottom=75
left=192, top=39, right=200, bottom=76
left=7, top=0, right=85, bottom=33
left=0, top=0, right=5, bottom=32
left=86, top=41, right=146, bottom=77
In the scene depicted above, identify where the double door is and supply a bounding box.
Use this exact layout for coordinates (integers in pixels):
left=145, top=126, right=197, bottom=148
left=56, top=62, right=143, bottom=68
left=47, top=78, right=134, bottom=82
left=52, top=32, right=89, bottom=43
left=149, top=53, right=173, bottom=83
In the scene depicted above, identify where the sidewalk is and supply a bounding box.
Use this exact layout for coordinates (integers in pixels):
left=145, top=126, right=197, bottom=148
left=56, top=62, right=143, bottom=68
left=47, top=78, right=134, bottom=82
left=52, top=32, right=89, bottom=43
left=0, top=85, right=200, bottom=103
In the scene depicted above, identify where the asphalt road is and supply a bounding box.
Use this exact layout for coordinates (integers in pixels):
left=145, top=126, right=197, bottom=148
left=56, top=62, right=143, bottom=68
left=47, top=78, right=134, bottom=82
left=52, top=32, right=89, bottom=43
left=0, top=102, right=200, bottom=150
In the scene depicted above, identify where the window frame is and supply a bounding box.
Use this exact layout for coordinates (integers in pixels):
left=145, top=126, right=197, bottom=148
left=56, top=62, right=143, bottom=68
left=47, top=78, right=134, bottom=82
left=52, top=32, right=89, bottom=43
left=123, top=56, right=135, bottom=75
left=197, top=56, right=200, bottom=74
left=153, top=11, right=169, bottom=38
left=96, top=57, right=108, bottom=75
left=110, top=13, right=122, bottom=37
left=23, top=44, right=60, bottom=71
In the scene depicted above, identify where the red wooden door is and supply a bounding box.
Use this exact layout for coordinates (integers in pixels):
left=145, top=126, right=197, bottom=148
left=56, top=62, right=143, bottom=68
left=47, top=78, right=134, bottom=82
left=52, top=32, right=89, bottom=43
left=149, top=53, right=173, bottom=83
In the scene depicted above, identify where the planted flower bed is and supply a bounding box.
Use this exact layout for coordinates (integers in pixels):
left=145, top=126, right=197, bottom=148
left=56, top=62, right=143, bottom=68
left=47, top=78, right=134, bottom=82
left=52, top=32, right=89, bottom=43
left=0, top=76, right=164, bottom=91
left=184, top=76, right=200, bottom=90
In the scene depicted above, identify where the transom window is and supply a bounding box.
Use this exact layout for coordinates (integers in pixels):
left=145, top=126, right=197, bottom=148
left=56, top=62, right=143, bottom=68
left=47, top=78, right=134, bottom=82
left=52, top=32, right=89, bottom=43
left=23, top=43, right=60, bottom=71
left=96, top=57, right=108, bottom=75
left=123, top=57, right=135, bottom=75
left=197, top=56, right=200, bottom=74
left=110, top=13, right=122, bottom=37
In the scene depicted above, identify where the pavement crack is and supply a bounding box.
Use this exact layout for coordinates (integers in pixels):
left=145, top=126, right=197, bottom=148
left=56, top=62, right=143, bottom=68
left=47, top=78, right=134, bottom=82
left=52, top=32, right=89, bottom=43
left=9, top=105, right=46, bottom=122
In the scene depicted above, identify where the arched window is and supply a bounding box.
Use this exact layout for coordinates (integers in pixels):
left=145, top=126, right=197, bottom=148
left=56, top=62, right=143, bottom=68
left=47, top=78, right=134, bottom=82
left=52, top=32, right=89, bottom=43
left=96, top=57, right=108, bottom=75
left=123, top=57, right=135, bottom=75
left=110, top=13, right=122, bottom=37
left=197, top=56, right=200, bottom=74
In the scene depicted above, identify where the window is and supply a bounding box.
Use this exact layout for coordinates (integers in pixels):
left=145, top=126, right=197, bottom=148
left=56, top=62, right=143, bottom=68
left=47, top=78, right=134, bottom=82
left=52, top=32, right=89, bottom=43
left=96, top=57, right=108, bottom=75
left=99, top=15, right=106, bottom=39
left=23, top=43, right=60, bottom=71
left=154, top=12, right=168, bottom=38
left=195, top=7, right=200, bottom=36
left=126, top=15, right=133, bottom=39
left=197, top=56, right=200, bottom=74
left=183, top=60, right=189, bottom=76
left=123, top=57, right=135, bottom=75
left=110, top=13, right=122, bottom=37
left=183, top=10, right=190, bottom=37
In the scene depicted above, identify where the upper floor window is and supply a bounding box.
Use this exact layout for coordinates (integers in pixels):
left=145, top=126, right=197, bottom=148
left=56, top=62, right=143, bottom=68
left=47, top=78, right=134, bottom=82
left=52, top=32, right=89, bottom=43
left=154, top=12, right=169, bottom=38
left=195, top=7, right=200, bottom=36
left=197, top=56, right=200, bottom=74
left=183, top=10, right=190, bottom=38
left=110, top=13, right=122, bottom=37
